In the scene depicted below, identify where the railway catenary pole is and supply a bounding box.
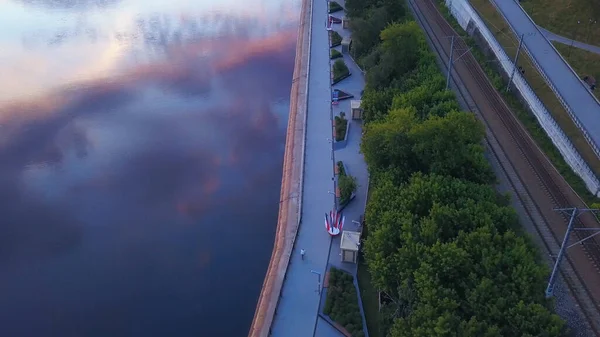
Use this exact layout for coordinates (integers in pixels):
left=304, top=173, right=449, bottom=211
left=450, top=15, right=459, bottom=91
left=445, top=35, right=455, bottom=90
left=444, top=35, right=472, bottom=90
left=546, top=207, right=600, bottom=298
left=568, top=21, right=582, bottom=58
left=506, top=33, right=524, bottom=93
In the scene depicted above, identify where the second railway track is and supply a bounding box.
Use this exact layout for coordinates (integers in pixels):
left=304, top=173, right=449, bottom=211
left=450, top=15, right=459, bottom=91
left=409, top=0, right=600, bottom=333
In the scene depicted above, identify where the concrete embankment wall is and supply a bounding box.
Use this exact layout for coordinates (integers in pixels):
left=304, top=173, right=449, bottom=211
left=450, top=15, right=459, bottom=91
left=444, top=0, right=600, bottom=197
left=247, top=0, right=312, bottom=335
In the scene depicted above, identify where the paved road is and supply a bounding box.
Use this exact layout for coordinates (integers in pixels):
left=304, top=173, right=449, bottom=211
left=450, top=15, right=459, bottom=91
left=270, top=0, right=336, bottom=335
left=491, top=0, right=600, bottom=153
left=538, top=27, right=600, bottom=55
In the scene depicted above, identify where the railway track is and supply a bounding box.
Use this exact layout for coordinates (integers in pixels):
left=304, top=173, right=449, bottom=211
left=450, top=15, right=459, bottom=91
left=409, top=0, right=600, bottom=333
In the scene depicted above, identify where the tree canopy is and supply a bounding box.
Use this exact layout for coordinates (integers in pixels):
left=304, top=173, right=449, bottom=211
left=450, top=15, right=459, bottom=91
left=347, top=3, right=566, bottom=336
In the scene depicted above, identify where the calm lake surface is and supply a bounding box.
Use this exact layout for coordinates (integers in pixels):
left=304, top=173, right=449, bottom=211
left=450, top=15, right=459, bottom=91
left=0, top=0, right=299, bottom=336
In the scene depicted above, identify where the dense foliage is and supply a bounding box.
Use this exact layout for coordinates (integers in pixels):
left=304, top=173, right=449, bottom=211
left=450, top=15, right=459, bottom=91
left=324, top=267, right=365, bottom=337
left=345, top=0, right=566, bottom=335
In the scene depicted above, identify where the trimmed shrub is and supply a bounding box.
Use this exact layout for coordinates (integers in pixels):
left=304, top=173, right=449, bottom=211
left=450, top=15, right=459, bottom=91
left=338, top=174, right=357, bottom=206
left=337, top=161, right=346, bottom=176
left=334, top=113, right=348, bottom=141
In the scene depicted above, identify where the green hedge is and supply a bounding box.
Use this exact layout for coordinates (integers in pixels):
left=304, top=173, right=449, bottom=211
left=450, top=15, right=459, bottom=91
left=324, top=267, right=365, bottom=337
left=337, top=161, right=346, bottom=176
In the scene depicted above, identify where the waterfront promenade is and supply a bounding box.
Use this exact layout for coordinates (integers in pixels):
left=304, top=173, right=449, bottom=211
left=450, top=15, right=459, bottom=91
left=314, top=1, right=369, bottom=333
left=249, top=0, right=372, bottom=335
left=269, top=0, right=337, bottom=334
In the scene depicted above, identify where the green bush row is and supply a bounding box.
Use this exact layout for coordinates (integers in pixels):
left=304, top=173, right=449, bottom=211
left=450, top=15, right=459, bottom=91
left=344, top=0, right=566, bottom=335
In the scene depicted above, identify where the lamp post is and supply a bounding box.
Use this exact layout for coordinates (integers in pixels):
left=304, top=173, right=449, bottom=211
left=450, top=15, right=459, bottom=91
left=586, top=19, right=597, bottom=44
left=568, top=20, right=581, bottom=58
left=310, top=270, right=322, bottom=294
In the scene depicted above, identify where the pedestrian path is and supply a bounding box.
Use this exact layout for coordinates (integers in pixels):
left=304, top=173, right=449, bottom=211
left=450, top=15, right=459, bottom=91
left=490, top=0, right=600, bottom=155
left=271, top=0, right=371, bottom=335
left=269, top=0, right=337, bottom=335
left=538, top=26, right=600, bottom=55
left=313, top=0, right=370, bottom=335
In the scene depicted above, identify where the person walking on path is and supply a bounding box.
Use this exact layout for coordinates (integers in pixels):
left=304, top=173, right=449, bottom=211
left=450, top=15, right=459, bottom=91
left=300, top=249, right=306, bottom=260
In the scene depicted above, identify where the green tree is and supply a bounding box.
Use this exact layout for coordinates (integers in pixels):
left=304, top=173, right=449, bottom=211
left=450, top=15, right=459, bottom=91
left=368, top=21, right=424, bottom=89
left=349, top=8, right=389, bottom=58
left=361, top=86, right=397, bottom=122
left=409, top=111, right=495, bottom=184
left=361, top=108, right=420, bottom=183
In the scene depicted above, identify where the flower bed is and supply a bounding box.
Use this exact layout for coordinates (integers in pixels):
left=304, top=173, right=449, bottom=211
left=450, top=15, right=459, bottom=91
left=334, top=113, right=348, bottom=141
left=330, top=49, right=343, bottom=59
left=330, top=30, right=342, bottom=48
left=328, top=1, right=343, bottom=14
left=337, top=161, right=346, bottom=176
left=332, top=59, right=350, bottom=84
left=324, top=267, right=365, bottom=337
left=336, top=157, right=356, bottom=207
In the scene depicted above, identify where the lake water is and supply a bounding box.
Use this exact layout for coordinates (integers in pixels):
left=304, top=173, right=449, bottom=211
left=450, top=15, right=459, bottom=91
left=0, top=0, right=299, bottom=336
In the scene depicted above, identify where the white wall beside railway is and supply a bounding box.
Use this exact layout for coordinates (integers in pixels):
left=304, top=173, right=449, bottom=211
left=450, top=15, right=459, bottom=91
left=443, top=0, right=600, bottom=197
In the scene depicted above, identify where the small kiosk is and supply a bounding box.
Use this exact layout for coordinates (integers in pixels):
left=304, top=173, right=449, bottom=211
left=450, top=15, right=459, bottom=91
left=351, top=100, right=363, bottom=120
left=341, top=37, right=351, bottom=54
left=340, top=230, right=361, bottom=263
left=342, top=18, right=351, bottom=29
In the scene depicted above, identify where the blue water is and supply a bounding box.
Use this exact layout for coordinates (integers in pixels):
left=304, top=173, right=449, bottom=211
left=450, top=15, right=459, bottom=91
left=0, top=0, right=299, bottom=335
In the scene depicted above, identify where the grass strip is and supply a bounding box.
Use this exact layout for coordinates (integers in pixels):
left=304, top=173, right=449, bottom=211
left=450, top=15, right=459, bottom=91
left=552, top=41, right=600, bottom=100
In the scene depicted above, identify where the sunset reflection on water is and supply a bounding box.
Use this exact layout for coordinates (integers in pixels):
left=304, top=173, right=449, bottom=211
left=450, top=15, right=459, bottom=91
left=0, top=0, right=299, bottom=336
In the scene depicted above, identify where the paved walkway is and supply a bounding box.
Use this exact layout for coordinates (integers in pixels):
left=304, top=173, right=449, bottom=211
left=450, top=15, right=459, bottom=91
left=538, top=26, right=600, bottom=55
left=313, top=0, right=370, bottom=335
left=490, top=0, right=600, bottom=153
left=272, top=0, right=371, bottom=335
left=270, top=0, right=337, bottom=335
